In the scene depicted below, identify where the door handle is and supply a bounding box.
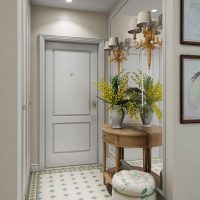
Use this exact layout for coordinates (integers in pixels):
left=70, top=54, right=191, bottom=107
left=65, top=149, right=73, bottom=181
left=91, top=101, right=97, bottom=108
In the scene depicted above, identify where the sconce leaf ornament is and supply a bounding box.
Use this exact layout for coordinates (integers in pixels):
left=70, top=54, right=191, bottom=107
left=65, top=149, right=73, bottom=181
left=110, top=49, right=128, bottom=64
left=134, top=28, right=162, bottom=68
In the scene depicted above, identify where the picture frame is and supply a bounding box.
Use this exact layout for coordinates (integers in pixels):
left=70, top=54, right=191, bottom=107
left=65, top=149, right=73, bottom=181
left=180, top=55, right=200, bottom=123
left=180, top=0, right=200, bottom=45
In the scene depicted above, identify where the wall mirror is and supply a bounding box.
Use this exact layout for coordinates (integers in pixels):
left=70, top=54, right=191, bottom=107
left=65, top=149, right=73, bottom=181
left=106, top=0, right=166, bottom=198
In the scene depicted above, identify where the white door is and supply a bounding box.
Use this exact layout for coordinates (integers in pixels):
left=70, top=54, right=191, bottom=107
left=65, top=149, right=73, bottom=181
left=45, top=42, right=98, bottom=168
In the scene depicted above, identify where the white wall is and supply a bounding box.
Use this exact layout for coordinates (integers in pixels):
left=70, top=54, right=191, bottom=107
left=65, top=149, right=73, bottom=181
left=111, top=14, right=135, bottom=41
left=31, top=5, right=109, bottom=164
left=165, top=0, right=200, bottom=199
left=0, top=0, right=18, bottom=199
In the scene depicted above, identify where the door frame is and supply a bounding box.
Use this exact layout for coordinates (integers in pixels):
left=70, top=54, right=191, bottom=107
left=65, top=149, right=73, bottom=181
left=39, top=34, right=105, bottom=170
left=17, top=0, right=31, bottom=199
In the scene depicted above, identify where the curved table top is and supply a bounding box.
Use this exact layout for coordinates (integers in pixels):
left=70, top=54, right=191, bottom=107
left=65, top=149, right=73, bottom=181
left=102, top=123, right=162, bottom=147
left=102, top=124, right=147, bottom=137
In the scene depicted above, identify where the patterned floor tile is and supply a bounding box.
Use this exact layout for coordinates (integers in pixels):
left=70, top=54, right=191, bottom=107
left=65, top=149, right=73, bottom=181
left=27, top=165, right=112, bottom=200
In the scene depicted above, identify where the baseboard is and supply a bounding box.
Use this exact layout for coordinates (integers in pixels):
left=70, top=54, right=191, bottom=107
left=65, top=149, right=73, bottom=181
left=30, top=163, right=39, bottom=172
left=25, top=171, right=32, bottom=200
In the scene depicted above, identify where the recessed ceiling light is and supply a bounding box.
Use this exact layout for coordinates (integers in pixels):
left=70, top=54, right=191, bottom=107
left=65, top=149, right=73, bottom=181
left=151, top=9, right=158, bottom=13
left=65, top=0, right=72, bottom=3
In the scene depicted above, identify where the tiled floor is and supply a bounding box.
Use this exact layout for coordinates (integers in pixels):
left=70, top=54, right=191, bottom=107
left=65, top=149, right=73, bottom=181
left=27, top=160, right=163, bottom=200
left=28, top=165, right=112, bottom=200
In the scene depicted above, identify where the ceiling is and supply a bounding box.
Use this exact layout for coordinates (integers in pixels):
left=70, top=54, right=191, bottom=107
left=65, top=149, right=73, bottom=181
left=118, top=0, right=162, bottom=18
left=31, top=0, right=119, bottom=13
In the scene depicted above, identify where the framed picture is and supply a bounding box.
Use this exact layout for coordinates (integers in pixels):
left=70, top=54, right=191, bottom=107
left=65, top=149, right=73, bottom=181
left=180, top=55, right=200, bottom=123
left=180, top=0, right=200, bottom=45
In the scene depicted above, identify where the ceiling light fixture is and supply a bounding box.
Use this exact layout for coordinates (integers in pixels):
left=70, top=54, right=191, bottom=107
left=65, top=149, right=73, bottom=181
left=151, top=9, right=158, bottom=13
left=65, top=0, right=72, bottom=3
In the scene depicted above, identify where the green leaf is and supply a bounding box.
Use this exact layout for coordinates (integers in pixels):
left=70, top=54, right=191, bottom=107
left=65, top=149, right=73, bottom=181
left=111, top=74, right=119, bottom=94
left=141, top=187, right=147, bottom=195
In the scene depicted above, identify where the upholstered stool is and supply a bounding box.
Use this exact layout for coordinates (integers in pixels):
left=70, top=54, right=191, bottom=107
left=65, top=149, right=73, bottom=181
left=112, top=170, right=156, bottom=200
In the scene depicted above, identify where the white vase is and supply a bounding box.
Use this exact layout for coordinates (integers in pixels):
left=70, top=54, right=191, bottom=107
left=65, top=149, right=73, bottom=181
left=111, top=106, right=125, bottom=129
left=140, top=106, right=154, bottom=127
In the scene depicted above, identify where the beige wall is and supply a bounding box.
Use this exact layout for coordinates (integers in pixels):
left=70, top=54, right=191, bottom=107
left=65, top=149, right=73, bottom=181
left=0, top=0, right=18, bottom=199
left=31, top=5, right=108, bottom=164
left=166, top=0, right=200, bottom=199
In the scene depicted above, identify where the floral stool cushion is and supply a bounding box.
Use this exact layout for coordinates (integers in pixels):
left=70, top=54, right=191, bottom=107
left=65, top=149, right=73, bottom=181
left=112, top=170, right=156, bottom=200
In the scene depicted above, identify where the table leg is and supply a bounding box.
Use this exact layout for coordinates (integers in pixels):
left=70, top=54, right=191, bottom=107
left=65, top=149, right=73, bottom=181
left=147, top=149, right=151, bottom=173
left=143, top=148, right=148, bottom=172
left=103, top=141, right=106, bottom=185
left=115, top=146, right=120, bottom=172
left=120, top=147, right=124, bottom=160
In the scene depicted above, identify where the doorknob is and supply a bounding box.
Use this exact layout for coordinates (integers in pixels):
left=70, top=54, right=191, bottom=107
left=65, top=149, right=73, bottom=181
left=91, top=101, right=97, bottom=108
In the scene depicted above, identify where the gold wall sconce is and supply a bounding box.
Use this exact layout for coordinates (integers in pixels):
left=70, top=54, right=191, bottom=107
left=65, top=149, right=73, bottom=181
left=104, top=37, right=130, bottom=73
left=128, top=11, right=162, bottom=69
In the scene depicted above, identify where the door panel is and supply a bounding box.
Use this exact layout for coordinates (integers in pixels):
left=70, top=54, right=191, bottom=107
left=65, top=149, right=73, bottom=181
left=53, top=50, right=90, bottom=115
left=45, top=42, right=98, bottom=168
left=53, top=123, right=91, bottom=153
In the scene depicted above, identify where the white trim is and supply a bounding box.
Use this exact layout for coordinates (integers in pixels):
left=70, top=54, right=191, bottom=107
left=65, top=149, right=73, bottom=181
left=30, top=164, right=40, bottom=172
left=109, top=0, right=129, bottom=22
left=18, top=0, right=32, bottom=198
left=17, top=0, right=23, bottom=199
left=39, top=35, right=46, bottom=170
left=39, top=35, right=105, bottom=170
left=162, top=0, right=167, bottom=197
left=97, top=40, right=105, bottom=164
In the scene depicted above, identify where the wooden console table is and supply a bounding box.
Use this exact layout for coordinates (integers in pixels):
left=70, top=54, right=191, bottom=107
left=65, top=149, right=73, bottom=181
left=102, top=123, right=162, bottom=185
